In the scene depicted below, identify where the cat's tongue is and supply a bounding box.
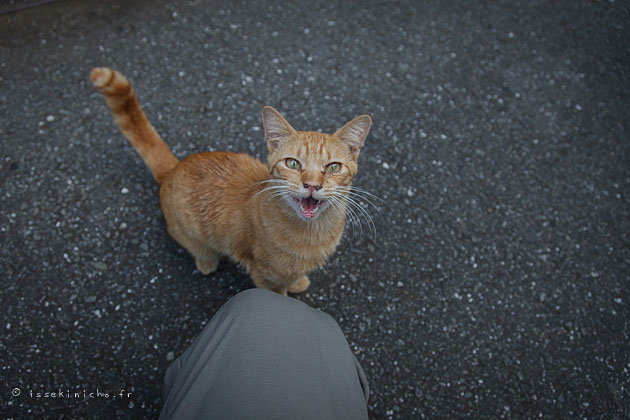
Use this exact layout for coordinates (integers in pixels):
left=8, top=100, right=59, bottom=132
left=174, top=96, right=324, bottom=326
left=301, top=197, right=319, bottom=218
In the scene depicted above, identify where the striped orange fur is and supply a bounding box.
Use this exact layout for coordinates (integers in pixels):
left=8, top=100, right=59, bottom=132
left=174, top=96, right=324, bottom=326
left=90, top=67, right=371, bottom=295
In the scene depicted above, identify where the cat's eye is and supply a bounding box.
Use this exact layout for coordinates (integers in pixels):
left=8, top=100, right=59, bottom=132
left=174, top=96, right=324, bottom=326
left=326, top=162, right=342, bottom=174
left=285, top=158, right=302, bottom=171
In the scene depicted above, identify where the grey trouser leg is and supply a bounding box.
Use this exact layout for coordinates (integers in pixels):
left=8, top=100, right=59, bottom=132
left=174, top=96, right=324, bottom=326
left=159, top=288, right=369, bottom=420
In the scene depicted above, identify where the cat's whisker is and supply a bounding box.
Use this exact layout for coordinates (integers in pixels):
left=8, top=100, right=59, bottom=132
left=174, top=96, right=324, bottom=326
left=334, top=185, right=390, bottom=210
left=252, top=178, right=291, bottom=186
left=328, top=194, right=363, bottom=239
left=266, top=191, right=292, bottom=201
left=327, top=195, right=358, bottom=239
left=335, top=184, right=384, bottom=200
left=343, top=190, right=383, bottom=209
left=256, top=185, right=291, bottom=197
left=339, top=190, right=384, bottom=216
left=327, top=196, right=356, bottom=239
left=328, top=191, right=376, bottom=240
left=343, top=203, right=362, bottom=240
left=331, top=185, right=384, bottom=241
left=249, top=178, right=291, bottom=194
left=342, top=194, right=376, bottom=240
left=325, top=195, right=344, bottom=219
left=255, top=179, right=292, bottom=197
left=258, top=185, right=289, bottom=191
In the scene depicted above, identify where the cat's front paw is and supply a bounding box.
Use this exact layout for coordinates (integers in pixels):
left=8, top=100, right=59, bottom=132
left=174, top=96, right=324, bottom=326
left=288, top=276, right=310, bottom=294
left=195, top=257, right=218, bottom=275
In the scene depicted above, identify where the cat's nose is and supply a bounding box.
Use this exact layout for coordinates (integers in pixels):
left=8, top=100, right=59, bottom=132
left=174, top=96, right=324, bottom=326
left=303, top=183, right=322, bottom=192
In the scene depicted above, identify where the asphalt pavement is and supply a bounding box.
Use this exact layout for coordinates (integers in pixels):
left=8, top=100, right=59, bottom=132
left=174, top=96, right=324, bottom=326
left=1, top=0, right=629, bottom=418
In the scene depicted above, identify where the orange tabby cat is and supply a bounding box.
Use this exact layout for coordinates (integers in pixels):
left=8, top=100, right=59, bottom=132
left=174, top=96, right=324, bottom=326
left=90, top=67, right=371, bottom=295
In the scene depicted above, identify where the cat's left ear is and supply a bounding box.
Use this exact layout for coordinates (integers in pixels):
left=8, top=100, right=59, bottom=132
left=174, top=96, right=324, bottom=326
left=333, top=114, right=372, bottom=160
left=261, top=106, right=297, bottom=153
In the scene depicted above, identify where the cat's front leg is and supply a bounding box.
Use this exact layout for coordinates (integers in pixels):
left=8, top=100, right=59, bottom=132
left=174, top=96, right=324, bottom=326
left=164, top=219, right=220, bottom=275
left=287, top=276, right=311, bottom=294
left=195, top=253, right=219, bottom=275
left=248, top=267, right=289, bottom=296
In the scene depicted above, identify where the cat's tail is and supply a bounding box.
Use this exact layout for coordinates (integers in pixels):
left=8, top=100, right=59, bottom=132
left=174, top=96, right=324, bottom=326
left=90, top=67, right=179, bottom=184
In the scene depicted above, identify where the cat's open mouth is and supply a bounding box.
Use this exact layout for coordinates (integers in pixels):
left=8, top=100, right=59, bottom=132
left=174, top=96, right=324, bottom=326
left=292, top=196, right=326, bottom=219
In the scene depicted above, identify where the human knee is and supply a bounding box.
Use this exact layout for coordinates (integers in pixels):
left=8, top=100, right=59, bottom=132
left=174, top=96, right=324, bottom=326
left=223, top=288, right=321, bottom=328
left=225, top=288, right=284, bottom=312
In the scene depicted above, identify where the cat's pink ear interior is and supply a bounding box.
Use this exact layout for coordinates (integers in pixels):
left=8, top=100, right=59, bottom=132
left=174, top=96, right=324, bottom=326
left=261, top=106, right=296, bottom=153
left=334, top=114, right=372, bottom=160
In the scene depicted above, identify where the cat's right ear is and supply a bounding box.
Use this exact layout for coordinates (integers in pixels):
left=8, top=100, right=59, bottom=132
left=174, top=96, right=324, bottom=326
left=333, top=114, right=372, bottom=161
left=261, top=106, right=297, bottom=153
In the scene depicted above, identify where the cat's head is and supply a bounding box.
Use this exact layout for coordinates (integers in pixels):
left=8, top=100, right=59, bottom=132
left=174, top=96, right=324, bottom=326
left=261, top=106, right=371, bottom=221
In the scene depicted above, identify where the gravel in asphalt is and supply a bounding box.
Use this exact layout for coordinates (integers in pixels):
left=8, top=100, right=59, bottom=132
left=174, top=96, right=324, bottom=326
left=1, top=0, right=629, bottom=418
